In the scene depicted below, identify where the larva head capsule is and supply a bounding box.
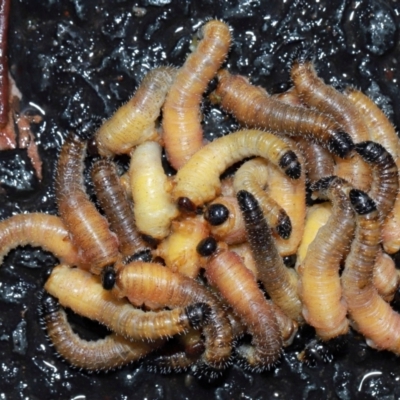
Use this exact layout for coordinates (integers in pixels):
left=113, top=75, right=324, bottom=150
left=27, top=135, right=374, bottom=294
left=355, top=141, right=385, bottom=163
left=204, top=203, right=229, bottom=226
left=185, top=303, right=212, bottom=329
left=349, top=189, right=377, bottom=215
left=327, top=131, right=354, bottom=158
left=276, top=212, right=292, bottom=240
left=101, top=265, right=116, bottom=290
left=278, top=150, right=302, bottom=179
left=196, top=237, right=218, bottom=257
left=41, top=293, right=59, bottom=315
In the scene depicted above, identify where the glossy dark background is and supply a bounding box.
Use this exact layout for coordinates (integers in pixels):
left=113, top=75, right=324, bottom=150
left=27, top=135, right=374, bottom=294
left=1, top=0, right=400, bottom=399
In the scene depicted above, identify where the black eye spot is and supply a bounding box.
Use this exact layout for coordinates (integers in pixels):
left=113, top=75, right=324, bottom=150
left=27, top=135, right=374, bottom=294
left=101, top=265, right=116, bottom=290
left=204, top=203, right=229, bottom=225
left=196, top=237, right=218, bottom=257
left=178, top=197, right=197, bottom=213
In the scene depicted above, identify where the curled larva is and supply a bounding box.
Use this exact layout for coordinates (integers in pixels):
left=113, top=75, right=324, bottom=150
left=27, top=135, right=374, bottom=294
left=129, top=141, right=178, bottom=240
left=45, top=265, right=208, bottom=341
left=294, top=137, right=335, bottom=183
left=95, top=66, right=177, bottom=157
left=205, top=249, right=282, bottom=371
left=113, top=262, right=233, bottom=374
left=91, top=159, right=147, bottom=258
left=204, top=196, right=246, bottom=245
left=154, top=215, right=210, bottom=278
left=341, top=189, right=400, bottom=353
left=172, top=129, right=302, bottom=208
left=162, top=20, right=231, bottom=170
left=297, top=176, right=355, bottom=341
left=233, top=158, right=292, bottom=240
left=212, top=70, right=354, bottom=158
left=290, top=59, right=371, bottom=191
left=373, top=249, right=399, bottom=303
left=355, top=141, right=398, bottom=220
left=0, top=213, right=79, bottom=266
left=236, top=190, right=302, bottom=322
left=55, top=133, right=119, bottom=275
left=234, top=155, right=306, bottom=256
left=41, top=294, right=160, bottom=371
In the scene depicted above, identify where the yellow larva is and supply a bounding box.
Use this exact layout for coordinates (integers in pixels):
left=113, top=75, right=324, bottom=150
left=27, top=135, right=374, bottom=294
left=129, top=141, right=179, bottom=240
left=95, top=66, right=177, bottom=157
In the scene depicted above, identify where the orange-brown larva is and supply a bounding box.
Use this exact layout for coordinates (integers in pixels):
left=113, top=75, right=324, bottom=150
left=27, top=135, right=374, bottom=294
left=341, top=189, right=400, bottom=353
left=345, top=88, right=400, bottom=254
left=172, top=129, right=302, bottom=208
left=45, top=265, right=208, bottom=342
left=0, top=213, right=79, bottom=266
left=290, top=59, right=372, bottom=192
left=113, top=261, right=233, bottom=374
left=95, top=66, right=177, bottom=157
left=212, top=70, right=354, bottom=158
left=236, top=189, right=302, bottom=322
left=205, top=249, right=282, bottom=371
left=162, top=20, right=231, bottom=170
left=55, top=133, right=119, bottom=275
left=91, top=159, right=147, bottom=259
left=297, top=176, right=355, bottom=341
left=354, top=141, right=399, bottom=220
left=41, top=294, right=160, bottom=372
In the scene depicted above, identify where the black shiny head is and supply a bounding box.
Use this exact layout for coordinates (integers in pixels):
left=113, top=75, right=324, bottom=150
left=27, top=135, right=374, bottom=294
left=236, top=190, right=259, bottom=213
left=41, top=293, right=59, bottom=315
left=355, top=141, right=385, bottom=163
left=283, top=254, right=297, bottom=268
left=101, top=265, right=116, bottom=290
left=328, top=131, right=354, bottom=158
left=186, top=303, right=212, bottom=329
left=196, top=237, right=218, bottom=257
left=204, top=203, right=230, bottom=226
left=178, top=197, right=197, bottom=213
left=125, top=249, right=152, bottom=263
left=349, top=189, right=377, bottom=215
left=278, top=151, right=301, bottom=179
left=276, top=212, right=292, bottom=239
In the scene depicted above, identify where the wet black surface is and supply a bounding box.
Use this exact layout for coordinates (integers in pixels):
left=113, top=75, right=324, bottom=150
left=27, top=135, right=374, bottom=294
left=1, top=0, right=400, bottom=399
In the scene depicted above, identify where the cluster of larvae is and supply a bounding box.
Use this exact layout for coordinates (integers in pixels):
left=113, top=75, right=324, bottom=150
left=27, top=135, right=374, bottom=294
left=1, top=19, right=400, bottom=379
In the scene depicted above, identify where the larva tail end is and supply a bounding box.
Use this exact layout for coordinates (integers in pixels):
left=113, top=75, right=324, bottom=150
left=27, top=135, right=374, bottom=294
left=196, top=237, right=218, bottom=257
left=355, top=141, right=385, bottom=163
left=276, top=212, right=292, bottom=239
left=327, top=131, right=354, bottom=158
left=279, top=150, right=302, bottom=179
left=349, top=189, right=377, bottom=215
left=204, top=203, right=229, bottom=226
left=101, top=265, right=116, bottom=290
left=186, top=303, right=212, bottom=329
